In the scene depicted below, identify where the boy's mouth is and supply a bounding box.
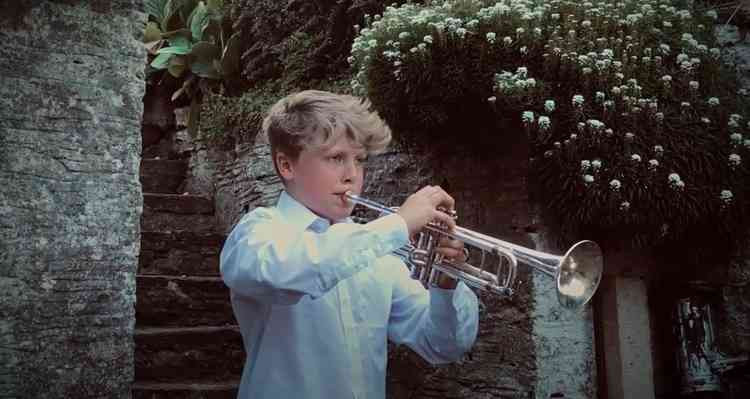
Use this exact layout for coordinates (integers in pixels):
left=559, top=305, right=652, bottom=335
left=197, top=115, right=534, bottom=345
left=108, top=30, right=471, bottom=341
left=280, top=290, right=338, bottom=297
left=335, top=192, right=354, bottom=206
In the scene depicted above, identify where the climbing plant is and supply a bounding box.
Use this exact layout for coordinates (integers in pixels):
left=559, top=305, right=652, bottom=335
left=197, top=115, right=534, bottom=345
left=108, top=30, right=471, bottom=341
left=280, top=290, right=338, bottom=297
left=349, top=0, right=750, bottom=264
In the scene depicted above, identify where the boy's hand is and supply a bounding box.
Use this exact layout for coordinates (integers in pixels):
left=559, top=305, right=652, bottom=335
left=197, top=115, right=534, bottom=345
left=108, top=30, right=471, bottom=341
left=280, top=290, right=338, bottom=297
left=434, top=235, right=468, bottom=289
left=397, top=185, right=456, bottom=237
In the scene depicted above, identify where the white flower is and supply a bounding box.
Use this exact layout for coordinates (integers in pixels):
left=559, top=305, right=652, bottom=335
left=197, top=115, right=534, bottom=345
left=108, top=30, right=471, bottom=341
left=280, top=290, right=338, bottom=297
left=486, top=32, right=496, bottom=43
left=487, top=96, right=497, bottom=103
left=591, top=159, right=602, bottom=169
left=710, top=48, right=721, bottom=59
left=701, top=117, right=711, bottom=124
left=610, top=179, right=621, bottom=190
left=649, top=159, right=659, bottom=169
left=620, top=201, right=630, bottom=211
left=681, top=102, right=691, bottom=108
left=522, top=111, right=535, bottom=124
left=583, top=174, right=595, bottom=184
left=516, top=67, right=528, bottom=78
left=423, top=35, right=433, bottom=44
left=581, top=160, right=591, bottom=171
left=398, top=32, right=410, bottom=40
left=689, top=81, right=699, bottom=91
left=544, top=100, right=556, bottom=113
left=625, top=132, right=635, bottom=142
left=706, top=10, right=718, bottom=20
left=503, top=36, right=512, bottom=45
left=662, top=75, right=672, bottom=84
left=720, top=189, right=733, bottom=204
left=730, top=133, right=743, bottom=144
left=595, top=91, right=605, bottom=103
left=368, top=39, right=378, bottom=48
left=655, top=112, right=664, bottom=122
left=708, top=97, right=720, bottom=106
left=538, top=115, right=551, bottom=131
left=572, top=94, right=585, bottom=107
left=654, top=145, right=664, bottom=154
left=729, top=153, right=741, bottom=167
left=631, top=154, right=642, bottom=162
left=668, top=173, right=681, bottom=183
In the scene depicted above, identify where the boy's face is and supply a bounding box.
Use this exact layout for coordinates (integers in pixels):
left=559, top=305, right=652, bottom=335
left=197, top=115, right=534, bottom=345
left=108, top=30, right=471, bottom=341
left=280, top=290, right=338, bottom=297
left=278, top=133, right=367, bottom=223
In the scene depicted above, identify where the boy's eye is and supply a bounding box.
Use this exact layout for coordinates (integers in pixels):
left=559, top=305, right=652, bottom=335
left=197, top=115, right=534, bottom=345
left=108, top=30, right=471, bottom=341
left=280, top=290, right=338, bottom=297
left=356, top=156, right=368, bottom=164
left=329, top=154, right=344, bottom=163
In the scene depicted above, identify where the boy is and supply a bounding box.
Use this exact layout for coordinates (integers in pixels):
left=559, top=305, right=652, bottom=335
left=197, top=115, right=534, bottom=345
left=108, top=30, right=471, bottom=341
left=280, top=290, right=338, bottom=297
left=220, top=90, right=479, bottom=399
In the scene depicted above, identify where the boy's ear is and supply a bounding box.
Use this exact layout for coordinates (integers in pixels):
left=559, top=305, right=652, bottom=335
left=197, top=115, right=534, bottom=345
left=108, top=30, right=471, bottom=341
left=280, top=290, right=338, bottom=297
left=276, top=152, right=295, bottom=181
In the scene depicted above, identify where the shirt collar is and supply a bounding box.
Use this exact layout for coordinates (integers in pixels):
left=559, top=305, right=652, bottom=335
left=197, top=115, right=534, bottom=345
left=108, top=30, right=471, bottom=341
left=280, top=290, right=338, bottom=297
left=276, top=190, right=352, bottom=232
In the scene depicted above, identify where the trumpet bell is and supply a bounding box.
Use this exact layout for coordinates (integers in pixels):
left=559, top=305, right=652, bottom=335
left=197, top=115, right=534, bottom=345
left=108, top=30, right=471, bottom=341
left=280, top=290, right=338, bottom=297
left=557, top=240, right=603, bottom=309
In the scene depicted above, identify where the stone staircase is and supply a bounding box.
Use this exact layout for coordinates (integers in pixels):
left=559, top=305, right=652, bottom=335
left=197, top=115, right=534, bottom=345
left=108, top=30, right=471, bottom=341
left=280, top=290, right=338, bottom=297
left=133, top=158, right=244, bottom=398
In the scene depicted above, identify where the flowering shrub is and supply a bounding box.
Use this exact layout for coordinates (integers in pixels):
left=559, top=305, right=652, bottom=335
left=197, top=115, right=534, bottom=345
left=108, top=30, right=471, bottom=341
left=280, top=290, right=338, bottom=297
left=350, top=0, right=750, bottom=262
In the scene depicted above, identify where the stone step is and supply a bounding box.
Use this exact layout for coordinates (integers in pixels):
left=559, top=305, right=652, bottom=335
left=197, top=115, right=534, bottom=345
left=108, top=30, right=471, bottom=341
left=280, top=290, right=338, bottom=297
left=139, top=231, right=225, bottom=276
left=136, top=275, right=235, bottom=327
left=140, top=158, right=188, bottom=194
left=142, top=193, right=216, bottom=233
left=134, top=326, right=244, bottom=383
left=132, top=381, right=239, bottom=399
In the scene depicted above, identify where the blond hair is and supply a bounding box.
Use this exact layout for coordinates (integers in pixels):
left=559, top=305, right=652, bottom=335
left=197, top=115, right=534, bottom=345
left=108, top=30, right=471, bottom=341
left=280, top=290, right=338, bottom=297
left=261, top=90, right=391, bottom=176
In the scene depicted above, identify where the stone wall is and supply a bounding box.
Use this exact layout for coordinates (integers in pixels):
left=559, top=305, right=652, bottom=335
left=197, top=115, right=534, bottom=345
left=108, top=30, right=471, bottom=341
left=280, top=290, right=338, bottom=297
left=0, top=2, right=145, bottom=397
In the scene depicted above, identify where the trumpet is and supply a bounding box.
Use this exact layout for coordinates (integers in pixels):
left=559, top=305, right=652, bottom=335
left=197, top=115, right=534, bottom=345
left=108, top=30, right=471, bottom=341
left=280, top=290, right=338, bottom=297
left=344, top=192, right=603, bottom=310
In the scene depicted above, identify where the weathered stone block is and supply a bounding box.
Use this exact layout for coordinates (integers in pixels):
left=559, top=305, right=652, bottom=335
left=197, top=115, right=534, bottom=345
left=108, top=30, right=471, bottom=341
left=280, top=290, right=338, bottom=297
left=134, top=326, right=244, bottom=382
left=139, top=231, right=224, bottom=276
left=141, top=159, right=188, bottom=194
left=136, top=275, right=235, bottom=327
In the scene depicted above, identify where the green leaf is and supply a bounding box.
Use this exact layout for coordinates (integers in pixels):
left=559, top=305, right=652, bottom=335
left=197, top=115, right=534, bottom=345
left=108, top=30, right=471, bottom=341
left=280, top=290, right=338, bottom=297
left=150, top=52, right=174, bottom=69
left=167, top=55, right=187, bottom=78
left=191, top=59, right=220, bottom=79
left=145, top=0, right=168, bottom=22
left=161, top=28, right=191, bottom=40
left=191, top=41, right=221, bottom=61
left=167, top=34, right=191, bottom=49
left=143, top=21, right=162, bottom=43
left=206, top=0, right=223, bottom=12
left=157, top=43, right=192, bottom=55
left=189, top=2, right=209, bottom=42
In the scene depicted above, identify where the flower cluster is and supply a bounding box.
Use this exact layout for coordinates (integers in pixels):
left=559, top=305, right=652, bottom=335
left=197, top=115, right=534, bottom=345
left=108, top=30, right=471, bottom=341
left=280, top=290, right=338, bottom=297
left=351, top=0, right=750, bottom=261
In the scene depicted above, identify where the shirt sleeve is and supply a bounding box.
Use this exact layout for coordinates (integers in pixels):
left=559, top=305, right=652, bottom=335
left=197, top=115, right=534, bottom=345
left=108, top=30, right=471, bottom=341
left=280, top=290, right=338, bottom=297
left=220, top=207, right=409, bottom=305
left=386, top=260, right=479, bottom=364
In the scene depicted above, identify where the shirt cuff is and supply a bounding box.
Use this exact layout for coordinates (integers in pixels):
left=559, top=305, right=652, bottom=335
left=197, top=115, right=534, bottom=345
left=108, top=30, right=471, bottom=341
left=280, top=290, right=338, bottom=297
left=368, top=213, right=410, bottom=251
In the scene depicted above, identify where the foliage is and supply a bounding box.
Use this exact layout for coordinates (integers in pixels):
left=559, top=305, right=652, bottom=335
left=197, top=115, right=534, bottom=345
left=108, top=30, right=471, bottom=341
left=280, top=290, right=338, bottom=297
left=199, top=77, right=354, bottom=144
left=350, top=0, right=750, bottom=264
left=143, top=0, right=242, bottom=136
left=229, top=0, right=420, bottom=87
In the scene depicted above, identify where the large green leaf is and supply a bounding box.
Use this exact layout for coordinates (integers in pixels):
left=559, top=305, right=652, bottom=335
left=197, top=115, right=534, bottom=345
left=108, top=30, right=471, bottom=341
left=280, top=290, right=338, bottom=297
left=206, top=0, right=223, bottom=12
left=191, top=41, right=220, bottom=61
left=167, top=55, right=187, bottom=78
left=143, top=21, right=162, bottom=42
left=150, top=52, right=174, bottom=69
left=191, top=59, right=220, bottom=79
left=145, top=0, right=168, bottom=22
left=189, top=2, right=209, bottom=42
left=161, top=0, right=183, bottom=32
left=157, top=43, right=191, bottom=55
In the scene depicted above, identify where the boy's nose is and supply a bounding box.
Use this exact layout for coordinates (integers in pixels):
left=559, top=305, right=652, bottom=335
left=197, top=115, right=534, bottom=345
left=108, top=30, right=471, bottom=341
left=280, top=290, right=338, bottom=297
left=342, top=159, right=359, bottom=182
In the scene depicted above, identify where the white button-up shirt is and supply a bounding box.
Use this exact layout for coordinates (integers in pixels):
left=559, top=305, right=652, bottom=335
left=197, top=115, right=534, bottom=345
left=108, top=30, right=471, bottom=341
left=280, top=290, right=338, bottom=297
left=220, top=191, right=479, bottom=399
